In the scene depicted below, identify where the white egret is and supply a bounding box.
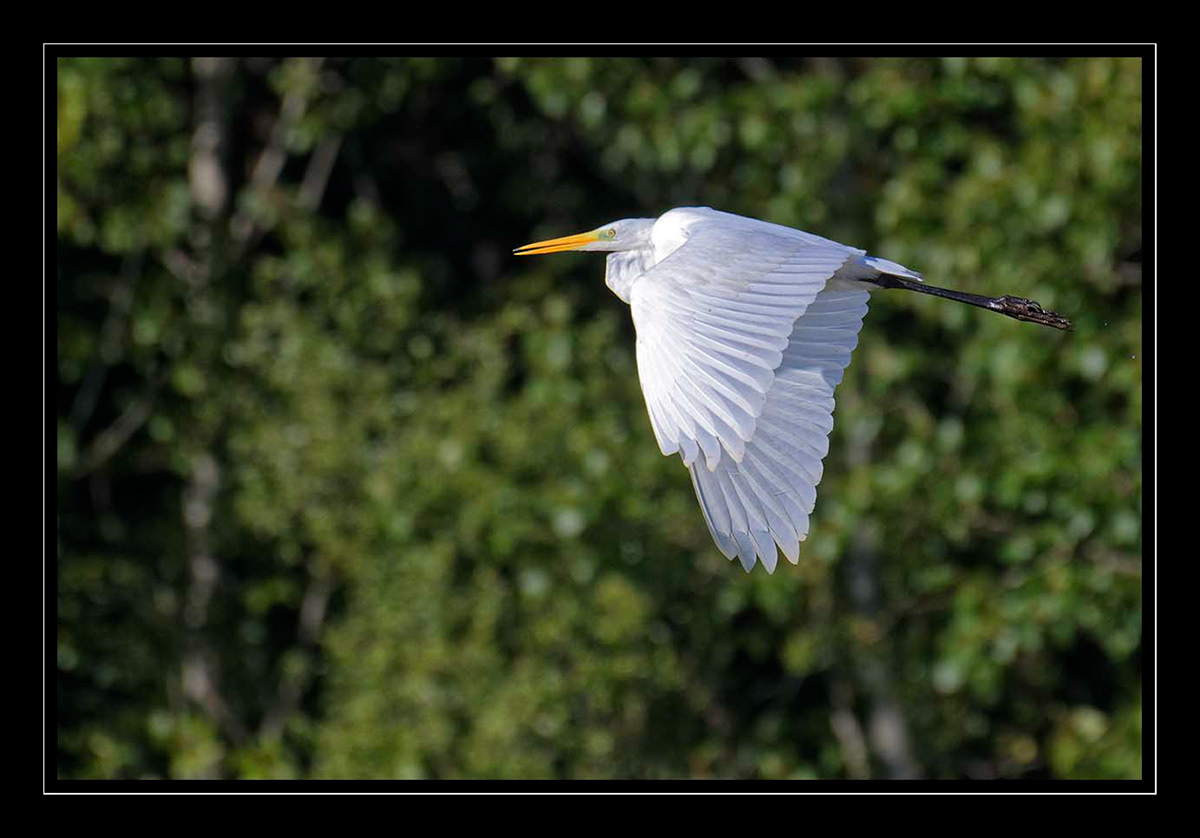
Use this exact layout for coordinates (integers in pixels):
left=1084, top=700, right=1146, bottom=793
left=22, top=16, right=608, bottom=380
left=515, top=207, right=1071, bottom=573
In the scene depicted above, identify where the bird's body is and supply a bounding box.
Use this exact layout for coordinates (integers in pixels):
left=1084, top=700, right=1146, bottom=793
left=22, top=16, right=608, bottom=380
left=515, top=207, right=1070, bottom=572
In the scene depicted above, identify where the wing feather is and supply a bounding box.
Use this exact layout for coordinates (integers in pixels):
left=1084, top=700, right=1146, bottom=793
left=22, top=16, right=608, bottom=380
left=619, top=208, right=889, bottom=571
left=687, top=280, right=871, bottom=571
left=631, top=214, right=855, bottom=470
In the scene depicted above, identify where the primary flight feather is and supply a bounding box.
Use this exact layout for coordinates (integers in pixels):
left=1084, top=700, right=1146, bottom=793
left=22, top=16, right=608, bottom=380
left=515, top=207, right=1070, bottom=573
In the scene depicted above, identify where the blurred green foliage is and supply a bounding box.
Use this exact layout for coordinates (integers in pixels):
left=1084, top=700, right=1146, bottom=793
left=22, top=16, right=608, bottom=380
left=56, top=55, right=1142, bottom=780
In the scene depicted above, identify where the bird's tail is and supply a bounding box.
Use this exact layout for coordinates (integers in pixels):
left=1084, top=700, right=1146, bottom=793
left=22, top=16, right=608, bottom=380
left=861, top=255, right=924, bottom=282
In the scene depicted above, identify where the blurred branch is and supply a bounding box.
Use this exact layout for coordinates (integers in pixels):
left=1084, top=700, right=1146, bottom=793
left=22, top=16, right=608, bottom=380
left=181, top=453, right=247, bottom=751
left=70, top=385, right=158, bottom=479
left=259, top=566, right=336, bottom=740
left=867, top=692, right=921, bottom=780
left=964, top=755, right=1048, bottom=780
left=1084, top=546, right=1142, bottom=577
left=166, top=64, right=250, bottom=770
left=68, top=251, right=141, bottom=434
left=844, top=525, right=923, bottom=780
left=248, top=61, right=322, bottom=189
left=829, top=678, right=870, bottom=779
left=190, top=57, right=236, bottom=221
left=736, top=57, right=777, bottom=82
left=160, top=248, right=208, bottom=287
left=299, top=134, right=342, bottom=211
left=346, top=136, right=382, bottom=206
left=231, top=57, right=327, bottom=260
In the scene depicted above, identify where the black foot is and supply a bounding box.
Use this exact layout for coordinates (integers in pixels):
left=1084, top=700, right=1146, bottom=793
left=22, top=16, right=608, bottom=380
left=993, top=296, right=1073, bottom=331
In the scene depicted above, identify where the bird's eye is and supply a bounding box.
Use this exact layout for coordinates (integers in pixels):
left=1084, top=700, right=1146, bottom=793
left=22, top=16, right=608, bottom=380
left=606, top=228, right=616, bottom=239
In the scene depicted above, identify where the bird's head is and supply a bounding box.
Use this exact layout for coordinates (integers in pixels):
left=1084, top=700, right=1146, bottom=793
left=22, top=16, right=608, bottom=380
left=514, top=218, right=655, bottom=256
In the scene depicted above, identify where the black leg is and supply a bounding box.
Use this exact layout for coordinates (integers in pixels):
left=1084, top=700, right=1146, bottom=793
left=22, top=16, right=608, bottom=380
left=864, top=274, right=1073, bottom=331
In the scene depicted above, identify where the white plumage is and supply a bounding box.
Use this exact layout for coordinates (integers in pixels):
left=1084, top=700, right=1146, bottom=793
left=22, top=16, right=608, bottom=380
left=515, top=206, right=917, bottom=572
left=518, top=206, right=1070, bottom=570
left=684, top=278, right=870, bottom=572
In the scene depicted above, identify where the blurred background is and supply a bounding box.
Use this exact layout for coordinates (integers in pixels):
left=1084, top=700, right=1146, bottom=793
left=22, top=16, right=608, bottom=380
left=56, top=55, right=1143, bottom=780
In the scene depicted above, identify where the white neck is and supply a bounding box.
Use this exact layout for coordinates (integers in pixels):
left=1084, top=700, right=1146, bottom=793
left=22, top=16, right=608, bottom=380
left=605, top=249, right=654, bottom=304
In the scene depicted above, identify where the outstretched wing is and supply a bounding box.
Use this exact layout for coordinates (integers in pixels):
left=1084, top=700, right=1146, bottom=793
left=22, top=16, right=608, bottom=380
left=687, top=279, right=870, bottom=572
left=630, top=213, right=856, bottom=474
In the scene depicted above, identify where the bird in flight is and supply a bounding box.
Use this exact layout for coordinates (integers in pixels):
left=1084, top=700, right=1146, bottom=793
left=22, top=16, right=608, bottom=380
left=515, top=207, right=1071, bottom=573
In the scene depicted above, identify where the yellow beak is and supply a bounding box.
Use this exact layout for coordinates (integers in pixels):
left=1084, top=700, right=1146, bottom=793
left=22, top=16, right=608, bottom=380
left=513, top=230, right=601, bottom=256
